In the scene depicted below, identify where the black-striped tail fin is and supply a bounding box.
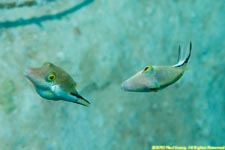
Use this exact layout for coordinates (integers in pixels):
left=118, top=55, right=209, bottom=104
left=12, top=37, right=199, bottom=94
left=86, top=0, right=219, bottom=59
left=173, top=42, right=192, bottom=68
left=70, top=92, right=90, bottom=107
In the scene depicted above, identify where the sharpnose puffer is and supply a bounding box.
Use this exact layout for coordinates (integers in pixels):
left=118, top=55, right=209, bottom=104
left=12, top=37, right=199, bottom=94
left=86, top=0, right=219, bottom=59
left=24, top=62, right=90, bottom=106
left=121, top=42, right=192, bottom=92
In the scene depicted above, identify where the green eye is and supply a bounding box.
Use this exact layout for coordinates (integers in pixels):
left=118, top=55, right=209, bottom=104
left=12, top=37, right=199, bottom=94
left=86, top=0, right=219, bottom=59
left=47, top=72, right=56, bottom=81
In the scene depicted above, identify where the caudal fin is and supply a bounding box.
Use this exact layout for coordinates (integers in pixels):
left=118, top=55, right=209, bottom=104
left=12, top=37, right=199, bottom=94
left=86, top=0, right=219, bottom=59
left=70, top=92, right=90, bottom=107
left=75, top=98, right=90, bottom=107
left=173, top=42, right=192, bottom=68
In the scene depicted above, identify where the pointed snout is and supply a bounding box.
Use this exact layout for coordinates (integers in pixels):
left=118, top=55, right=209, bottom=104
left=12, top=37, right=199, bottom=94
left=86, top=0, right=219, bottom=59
left=121, top=71, right=151, bottom=92
left=121, top=80, right=128, bottom=91
left=24, top=67, right=40, bottom=84
left=121, top=78, right=147, bottom=92
left=24, top=68, right=31, bottom=77
left=121, top=79, right=137, bottom=91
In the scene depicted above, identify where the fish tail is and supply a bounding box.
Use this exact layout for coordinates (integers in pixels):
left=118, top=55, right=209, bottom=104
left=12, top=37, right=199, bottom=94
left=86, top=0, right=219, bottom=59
left=75, top=98, right=90, bottom=107
left=173, top=42, right=192, bottom=68
left=71, top=92, right=90, bottom=106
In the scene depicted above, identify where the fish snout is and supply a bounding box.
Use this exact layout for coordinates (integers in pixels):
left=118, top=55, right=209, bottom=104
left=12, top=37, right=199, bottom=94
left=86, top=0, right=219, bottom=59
left=24, top=68, right=37, bottom=82
left=24, top=68, right=31, bottom=77
left=121, top=77, right=150, bottom=92
left=121, top=80, right=129, bottom=91
left=121, top=80, right=139, bottom=92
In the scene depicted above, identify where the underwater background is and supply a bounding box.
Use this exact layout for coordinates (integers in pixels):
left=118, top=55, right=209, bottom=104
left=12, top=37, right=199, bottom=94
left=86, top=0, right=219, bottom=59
left=0, top=0, right=224, bottom=149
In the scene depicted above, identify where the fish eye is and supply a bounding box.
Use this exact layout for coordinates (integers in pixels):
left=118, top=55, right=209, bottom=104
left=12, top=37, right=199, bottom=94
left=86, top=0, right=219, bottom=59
left=143, top=66, right=152, bottom=72
left=47, top=72, right=56, bottom=81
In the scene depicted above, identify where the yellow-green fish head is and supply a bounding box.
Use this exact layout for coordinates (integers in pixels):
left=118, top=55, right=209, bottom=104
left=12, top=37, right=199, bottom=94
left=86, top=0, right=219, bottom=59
left=24, top=63, right=56, bottom=91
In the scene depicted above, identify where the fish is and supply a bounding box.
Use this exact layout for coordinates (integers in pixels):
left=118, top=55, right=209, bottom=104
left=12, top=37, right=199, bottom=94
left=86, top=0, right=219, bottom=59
left=121, top=42, right=192, bottom=92
left=24, top=62, right=90, bottom=106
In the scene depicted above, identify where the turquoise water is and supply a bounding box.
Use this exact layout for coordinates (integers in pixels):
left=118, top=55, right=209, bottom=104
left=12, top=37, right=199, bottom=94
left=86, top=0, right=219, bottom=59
left=0, top=0, right=224, bottom=149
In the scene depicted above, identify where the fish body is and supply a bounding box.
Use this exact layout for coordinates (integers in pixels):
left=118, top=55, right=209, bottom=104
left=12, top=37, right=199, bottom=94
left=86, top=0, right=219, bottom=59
left=121, top=42, right=192, bottom=92
left=24, top=62, right=90, bottom=106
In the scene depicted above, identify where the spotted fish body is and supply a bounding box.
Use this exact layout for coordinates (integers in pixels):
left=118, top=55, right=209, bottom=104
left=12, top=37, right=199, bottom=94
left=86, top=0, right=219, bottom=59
left=24, top=62, right=90, bottom=106
left=121, top=43, right=192, bottom=92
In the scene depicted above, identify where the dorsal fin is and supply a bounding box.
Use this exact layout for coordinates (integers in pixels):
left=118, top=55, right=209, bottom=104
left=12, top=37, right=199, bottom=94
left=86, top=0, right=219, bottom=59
left=173, top=42, right=192, bottom=68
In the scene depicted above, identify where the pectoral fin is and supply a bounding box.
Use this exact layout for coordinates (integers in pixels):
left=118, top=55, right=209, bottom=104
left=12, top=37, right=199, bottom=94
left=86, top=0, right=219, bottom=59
left=147, top=79, right=160, bottom=92
left=70, top=92, right=90, bottom=107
